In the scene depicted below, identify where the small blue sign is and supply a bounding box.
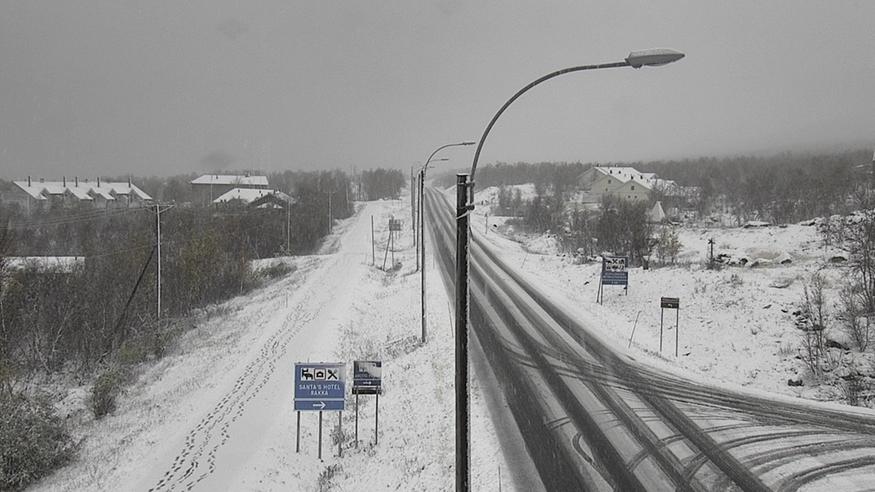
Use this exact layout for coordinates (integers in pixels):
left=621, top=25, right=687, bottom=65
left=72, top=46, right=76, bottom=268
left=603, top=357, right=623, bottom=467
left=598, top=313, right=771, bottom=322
left=602, top=271, right=628, bottom=286
left=294, top=362, right=346, bottom=411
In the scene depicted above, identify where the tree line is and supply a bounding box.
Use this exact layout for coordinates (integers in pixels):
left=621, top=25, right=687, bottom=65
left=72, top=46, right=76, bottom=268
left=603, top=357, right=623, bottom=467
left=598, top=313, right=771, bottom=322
left=436, top=149, right=869, bottom=225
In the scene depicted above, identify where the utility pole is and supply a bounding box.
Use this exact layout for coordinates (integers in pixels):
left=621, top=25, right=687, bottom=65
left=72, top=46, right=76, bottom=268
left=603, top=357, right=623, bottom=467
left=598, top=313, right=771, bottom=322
left=415, top=172, right=420, bottom=272
left=411, top=166, right=416, bottom=238
left=328, top=191, right=332, bottom=234
left=420, top=169, right=427, bottom=343
left=157, top=205, right=161, bottom=319
left=153, top=204, right=174, bottom=320
left=287, top=190, right=291, bottom=253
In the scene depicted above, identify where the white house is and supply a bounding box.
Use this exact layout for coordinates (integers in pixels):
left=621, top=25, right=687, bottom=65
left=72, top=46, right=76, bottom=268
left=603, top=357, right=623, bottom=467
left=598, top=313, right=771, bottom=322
left=213, top=188, right=290, bottom=207
left=191, top=174, right=269, bottom=205
left=578, top=166, right=655, bottom=203
left=5, top=176, right=152, bottom=212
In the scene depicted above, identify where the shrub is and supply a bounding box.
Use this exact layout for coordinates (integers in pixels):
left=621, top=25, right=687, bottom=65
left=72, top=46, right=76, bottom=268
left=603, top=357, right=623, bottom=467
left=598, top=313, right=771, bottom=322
left=0, top=391, right=76, bottom=490
left=317, top=464, right=342, bottom=492
left=90, top=369, right=125, bottom=419
left=259, top=262, right=295, bottom=281
left=654, top=225, right=681, bottom=265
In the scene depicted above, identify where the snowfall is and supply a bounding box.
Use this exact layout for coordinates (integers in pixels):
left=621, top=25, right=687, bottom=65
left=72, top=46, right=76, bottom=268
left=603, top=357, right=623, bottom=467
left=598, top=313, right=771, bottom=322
left=29, top=183, right=872, bottom=491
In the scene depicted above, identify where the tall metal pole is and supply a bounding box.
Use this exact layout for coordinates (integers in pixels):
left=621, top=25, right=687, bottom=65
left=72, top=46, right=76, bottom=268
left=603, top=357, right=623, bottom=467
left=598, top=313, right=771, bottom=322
left=420, top=170, right=427, bottom=344
left=411, top=166, right=416, bottom=238
left=455, top=173, right=470, bottom=492
left=156, top=205, right=161, bottom=320
left=456, top=51, right=684, bottom=492
left=328, top=191, right=332, bottom=234
left=415, top=172, right=420, bottom=272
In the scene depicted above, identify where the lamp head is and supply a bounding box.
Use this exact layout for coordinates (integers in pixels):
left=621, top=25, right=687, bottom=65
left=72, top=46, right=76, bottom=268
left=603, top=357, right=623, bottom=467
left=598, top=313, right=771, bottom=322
left=625, top=48, right=685, bottom=68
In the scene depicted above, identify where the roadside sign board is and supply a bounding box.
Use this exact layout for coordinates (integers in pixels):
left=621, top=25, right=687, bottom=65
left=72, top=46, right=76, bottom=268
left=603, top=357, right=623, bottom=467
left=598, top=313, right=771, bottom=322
left=601, top=271, right=628, bottom=285
left=389, top=219, right=402, bottom=231
left=603, top=256, right=628, bottom=272
left=601, top=256, right=629, bottom=286
left=661, top=297, right=680, bottom=309
left=294, top=362, right=346, bottom=411
left=352, top=360, right=382, bottom=395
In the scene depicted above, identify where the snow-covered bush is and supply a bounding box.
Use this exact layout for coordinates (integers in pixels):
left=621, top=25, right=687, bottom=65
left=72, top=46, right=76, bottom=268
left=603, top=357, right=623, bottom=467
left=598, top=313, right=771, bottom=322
left=799, top=273, right=827, bottom=379
left=90, top=368, right=125, bottom=419
left=654, top=225, right=681, bottom=265
left=0, top=391, right=76, bottom=490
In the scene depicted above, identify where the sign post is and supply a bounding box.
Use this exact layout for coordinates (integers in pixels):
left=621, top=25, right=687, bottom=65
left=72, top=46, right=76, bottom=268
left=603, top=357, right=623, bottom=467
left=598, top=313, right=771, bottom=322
left=598, top=256, right=629, bottom=304
left=352, top=360, right=382, bottom=446
left=660, top=297, right=680, bottom=356
left=294, top=362, right=346, bottom=459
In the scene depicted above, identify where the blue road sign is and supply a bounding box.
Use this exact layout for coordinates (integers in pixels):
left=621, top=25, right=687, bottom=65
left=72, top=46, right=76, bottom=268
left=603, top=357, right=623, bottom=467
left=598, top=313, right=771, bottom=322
left=353, top=360, right=382, bottom=395
left=602, top=271, right=628, bottom=286
left=601, top=256, right=629, bottom=286
left=294, top=362, right=346, bottom=411
left=294, top=399, right=345, bottom=411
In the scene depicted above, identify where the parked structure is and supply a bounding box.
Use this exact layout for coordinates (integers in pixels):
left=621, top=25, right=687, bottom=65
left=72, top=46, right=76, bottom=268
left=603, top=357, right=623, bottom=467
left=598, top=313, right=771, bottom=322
left=5, top=176, right=152, bottom=213
left=190, top=174, right=269, bottom=205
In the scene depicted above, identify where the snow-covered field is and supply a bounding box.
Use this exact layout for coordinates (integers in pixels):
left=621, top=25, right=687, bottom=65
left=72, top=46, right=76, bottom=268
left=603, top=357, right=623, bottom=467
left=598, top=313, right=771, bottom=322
left=471, top=187, right=870, bottom=405
left=32, top=194, right=509, bottom=491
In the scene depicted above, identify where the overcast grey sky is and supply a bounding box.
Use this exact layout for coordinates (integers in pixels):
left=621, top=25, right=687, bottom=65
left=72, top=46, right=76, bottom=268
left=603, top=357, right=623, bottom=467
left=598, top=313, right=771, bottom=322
left=1, top=1, right=873, bottom=178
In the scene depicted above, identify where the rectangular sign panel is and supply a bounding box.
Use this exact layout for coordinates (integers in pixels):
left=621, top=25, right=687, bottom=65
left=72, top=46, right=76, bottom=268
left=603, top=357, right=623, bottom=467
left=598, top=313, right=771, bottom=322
left=601, top=256, right=629, bottom=286
left=602, top=271, right=629, bottom=286
left=294, top=362, right=346, bottom=411
left=389, top=219, right=402, bottom=231
left=602, top=256, right=628, bottom=272
left=352, top=360, right=382, bottom=395
left=661, top=297, right=680, bottom=309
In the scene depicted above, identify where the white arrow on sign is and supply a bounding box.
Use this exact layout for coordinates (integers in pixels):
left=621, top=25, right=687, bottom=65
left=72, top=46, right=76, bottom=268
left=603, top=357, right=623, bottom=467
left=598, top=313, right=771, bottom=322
left=313, top=401, right=326, bottom=410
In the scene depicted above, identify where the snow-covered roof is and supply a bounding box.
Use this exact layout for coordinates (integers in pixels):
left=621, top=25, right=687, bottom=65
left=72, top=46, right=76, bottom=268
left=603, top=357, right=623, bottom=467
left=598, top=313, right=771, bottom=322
left=592, top=167, right=653, bottom=188
left=11, top=181, right=48, bottom=200
left=213, top=188, right=280, bottom=204
left=97, top=182, right=151, bottom=200
left=11, top=180, right=152, bottom=201
left=192, top=174, right=269, bottom=187
left=89, top=188, right=115, bottom=201
left=42, top=184, right=67, bottom=195
left=67, top=187, right=93, bottom=200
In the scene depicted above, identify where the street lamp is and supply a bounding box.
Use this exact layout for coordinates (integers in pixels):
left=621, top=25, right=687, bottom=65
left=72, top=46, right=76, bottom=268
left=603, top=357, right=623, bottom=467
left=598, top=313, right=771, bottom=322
left=416, top=158, right=448, bottom=271
left=418, top=142, right=475, bottom=347
left=454, top=48, right=685, bottom=492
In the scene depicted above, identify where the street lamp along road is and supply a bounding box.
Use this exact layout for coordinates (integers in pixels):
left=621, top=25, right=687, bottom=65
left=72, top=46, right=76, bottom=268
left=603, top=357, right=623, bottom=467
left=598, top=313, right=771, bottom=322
left=415, top=157, right=448, bottom=269
left=417, top=142, right=475, bottom=347
left=454, top=48, right=685, bottom=492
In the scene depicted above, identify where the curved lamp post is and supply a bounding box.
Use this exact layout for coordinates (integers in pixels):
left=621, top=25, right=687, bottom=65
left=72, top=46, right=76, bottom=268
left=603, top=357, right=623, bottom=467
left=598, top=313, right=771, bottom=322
left=454, top=48, right=685, bottom=492
left=418, top=142, right=475, bottom=347
left=416, top=157, right=448, bottom=271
